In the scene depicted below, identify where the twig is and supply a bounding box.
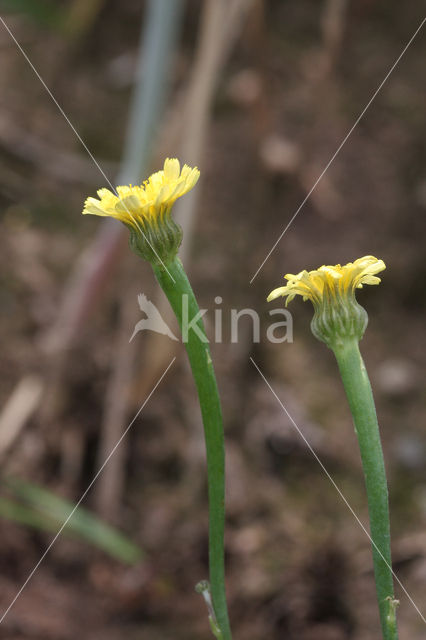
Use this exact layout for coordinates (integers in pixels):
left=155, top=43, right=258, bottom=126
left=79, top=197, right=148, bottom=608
left=0, top=376, right=44, bottom=461
left=94, top=278, right=139, bottom=522
left=320, top=0, right=348, bottom=78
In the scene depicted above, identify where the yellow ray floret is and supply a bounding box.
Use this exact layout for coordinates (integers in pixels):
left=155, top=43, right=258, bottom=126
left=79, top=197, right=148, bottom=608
left=82, top=158, right=200, bottom=229
left=267, top=256, right=386, bottom=306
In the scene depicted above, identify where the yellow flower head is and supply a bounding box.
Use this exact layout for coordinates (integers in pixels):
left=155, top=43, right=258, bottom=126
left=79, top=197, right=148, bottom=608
left=82, top=158, right=200, bottom=263
left=267, top=256, right=386, bottom=347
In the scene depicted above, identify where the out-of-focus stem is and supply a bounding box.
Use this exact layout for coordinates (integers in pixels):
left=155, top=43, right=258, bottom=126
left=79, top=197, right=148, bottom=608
left=118, top=0, right=185, bottom=185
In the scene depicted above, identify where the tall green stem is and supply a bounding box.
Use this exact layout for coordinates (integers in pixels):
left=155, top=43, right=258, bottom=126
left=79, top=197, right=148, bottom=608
left=333, top=338, right=398, bottom=640
left=152, top=257, right=232, bottom=640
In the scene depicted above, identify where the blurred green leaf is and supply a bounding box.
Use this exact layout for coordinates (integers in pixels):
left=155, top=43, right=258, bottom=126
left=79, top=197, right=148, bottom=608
left=1, top=477, right=143, bottom=565
left=1, top=0, right=65, bottom=29
left=0, top=496, right=59, bottom=531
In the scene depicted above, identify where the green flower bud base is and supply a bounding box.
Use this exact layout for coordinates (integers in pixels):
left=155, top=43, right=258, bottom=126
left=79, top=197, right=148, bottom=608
left=311, top=290, right=368, bottom=348
left=129, top=214, right=183, bottom=265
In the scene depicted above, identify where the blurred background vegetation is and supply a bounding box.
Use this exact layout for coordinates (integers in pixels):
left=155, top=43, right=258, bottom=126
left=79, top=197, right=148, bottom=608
left=0, top=1, right=425, bottom=638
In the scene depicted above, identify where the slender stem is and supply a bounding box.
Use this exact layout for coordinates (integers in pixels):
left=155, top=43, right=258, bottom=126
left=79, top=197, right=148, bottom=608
left=117, top=0, right=184, bottom=185
left=152, top=257, right=232, bottom=640
left=332, top=338, right=398, bottom=640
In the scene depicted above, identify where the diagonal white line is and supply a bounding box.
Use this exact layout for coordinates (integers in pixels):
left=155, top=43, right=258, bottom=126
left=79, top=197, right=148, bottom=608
left=0, top=15, right=175, bottom=283
left=250, top=356, right=426, bottom=625
left=250, top=16, right=426, bottom=284
left=0, top=357, right=176, bottom=625
left=0, top=16, right=111, bottom=187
